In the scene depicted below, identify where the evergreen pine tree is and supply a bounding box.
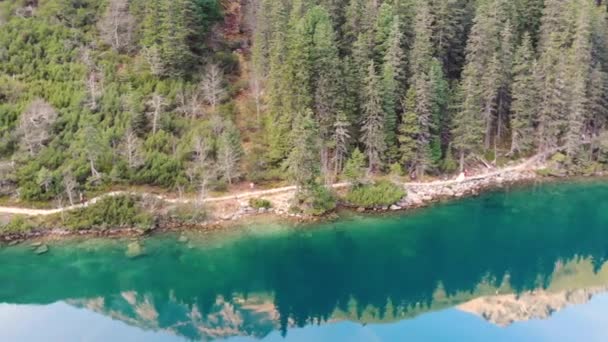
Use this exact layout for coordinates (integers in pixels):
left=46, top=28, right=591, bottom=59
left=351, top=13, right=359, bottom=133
left=341, top=0, right=366, bottom=53
left=406, top=1, right=437, bottom=176
left=588, top=65, right=608, bottom=137
left=509, top=33, right=537, bottom=155
left=288, top=110, right=321, bottom=192
left=537, top=32, right=569, bottom=154
left=360, top=61, right=386, bottom=172
left=429, top=59, right=450, bottom=165
left=332, top=111, right=351, bottom=175
left=343, top=148, right=366, bottom=185
left=265, top=0, right=291, bottom=166
left=381, top=16, right=406, bottom=162
left=496, top=21, right=514, bottom=143
left=398, top=88, right=419, bottom=172
left=565, top=2, right=592, bottom=158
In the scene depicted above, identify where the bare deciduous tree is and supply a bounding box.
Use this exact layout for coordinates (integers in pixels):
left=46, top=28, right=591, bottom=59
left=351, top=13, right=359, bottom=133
left=177, top=87, right=202, bottom=119
left=190, top=136, right=216, bottom=209
left=62, top=170, right=77, bottom=206
left=250, top=72, right=263, bottom=122
left=200, top=64, right=225, bottom=114
left=147, top=93, right=165, bottom=134
left=120, top=126, right=144, bottom=169
left=18, top=99, right=58, bottom=156
left=217, top=132, right=241, bottom=185
left=142, top=46, right=165, bottom=76
left=97, top=0, right=135, bottom=52
left=81, top=48, right=103, bottom=111
left=78, top=124, right=104, bottom=180
left=332, top=112, right=351, bottom=175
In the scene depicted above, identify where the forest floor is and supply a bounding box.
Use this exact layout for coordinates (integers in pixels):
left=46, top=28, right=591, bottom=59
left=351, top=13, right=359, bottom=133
left=0, top=153, right=545, bottom=217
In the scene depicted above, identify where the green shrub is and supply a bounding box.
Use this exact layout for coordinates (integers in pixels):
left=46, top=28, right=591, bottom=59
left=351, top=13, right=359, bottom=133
left=168, top=203, right=207, bottom=223
left=550, top=152, right=567, bottom=163
left=249, top=198, right=272, bottom=209
left=389, top=163, right=403, bottom=177
left=535, top=168, right=565, bottom=177
left=294, top=185, right=336, bottom=216
left=0, top=215, right=34, bottom=234
left=64, top=195, right=154, bottom=231
left=581, top=161, right=604, bottom=175
left=345, top=180, right=406, bottom=208
left=309, top=186, right=336, bottom=215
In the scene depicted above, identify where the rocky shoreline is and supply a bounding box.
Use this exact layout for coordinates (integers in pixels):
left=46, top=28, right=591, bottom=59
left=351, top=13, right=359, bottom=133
left=0, top=168, right=541, bottom=244
left=397, top=169, right=538, bottom=210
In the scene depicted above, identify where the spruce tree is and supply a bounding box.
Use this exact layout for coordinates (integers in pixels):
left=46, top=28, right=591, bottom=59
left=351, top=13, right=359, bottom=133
left=332, top=111, right=351, bottom=175
left=265, top=0, right=291, bottom=166
left=159, top=0, right=193, bottom=77
left=381, top=16, right=406, bottom=161
left=588, top=65, right=608, bottom=137
left=374, top=3, right=395, bottom=62
left=430, top=0, right=473, bottom=79
left=536, top=32, right=569, bottom=155
left=310, top=7, right=343, bottom=176
left=565, top=2, right=592, bottom=158
left=343, top=148, right=366, bottom=185
left=341, top=0, right=366, bottom=53
left=406, top=1, right=437, bottom=176
left=409, top=1, right=434, bottom=79
left=509, top=33, right=537, bottom=155
left=288, top=110, right=321, bottom=192
left=360, top=61, right=386, bottom=172
left=429, top=59, right=450, bottom=164
left=411, top=75, right=434, bottom=176
left=398, top=88, right=419, bottom=172
left=496, top=21, right=514, bottom=143
left=452, top=0, right=502, bottom=163
left=536, top=0, right=573, bottom=155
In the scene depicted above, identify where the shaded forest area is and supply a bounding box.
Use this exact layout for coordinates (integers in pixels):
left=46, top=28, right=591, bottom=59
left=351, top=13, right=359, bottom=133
left=1, top=0, right=608, bottom=209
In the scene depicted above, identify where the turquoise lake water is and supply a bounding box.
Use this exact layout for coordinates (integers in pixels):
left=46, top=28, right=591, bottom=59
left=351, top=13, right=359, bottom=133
left=2, top=180, right=608, bottom=341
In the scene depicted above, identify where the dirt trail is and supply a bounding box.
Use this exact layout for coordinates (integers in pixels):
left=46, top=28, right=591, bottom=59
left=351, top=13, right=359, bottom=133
left=0, top=154, right=542, bottom=217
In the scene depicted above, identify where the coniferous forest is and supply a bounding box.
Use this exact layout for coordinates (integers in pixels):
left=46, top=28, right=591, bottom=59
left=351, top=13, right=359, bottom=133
left=1, top=0, right=608, bottom=209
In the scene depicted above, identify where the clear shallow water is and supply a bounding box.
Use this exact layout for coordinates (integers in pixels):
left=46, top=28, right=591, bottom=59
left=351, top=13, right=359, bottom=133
left=2, top=180, right=608, bottom=341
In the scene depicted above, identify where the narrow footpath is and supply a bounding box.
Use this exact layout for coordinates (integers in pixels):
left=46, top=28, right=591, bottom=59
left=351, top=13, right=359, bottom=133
left=0, top=155, right=543, bottom=217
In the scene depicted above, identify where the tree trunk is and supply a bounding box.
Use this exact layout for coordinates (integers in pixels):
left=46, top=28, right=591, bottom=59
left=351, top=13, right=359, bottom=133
left=459, top=150, right=465, bottom=172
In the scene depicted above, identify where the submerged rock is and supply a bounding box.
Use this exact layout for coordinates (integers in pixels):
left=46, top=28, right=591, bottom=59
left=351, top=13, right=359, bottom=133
left=34, top=245, right=49, bottom=255
left=8, top=240, right=22, bottom=246
left=178, top=235, right=189, bottom=243
left=30, top=242, right=43, bottom=248
left=126, top=242, right=145, bottom=258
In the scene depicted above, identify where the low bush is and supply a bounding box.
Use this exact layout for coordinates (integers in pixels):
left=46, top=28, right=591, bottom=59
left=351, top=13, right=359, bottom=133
left=0, top=215, right=34, bottom=234
left=535, top=168, right=566, bottom=177
left=293, top=185, right=336, bottom=216
left=168, top=203, right=207, bottom=223
left=64, top=195, right=154, bottom=231
left=345, top=180, right=406, bottom=208
left=249, top=198, right=272, bottom=209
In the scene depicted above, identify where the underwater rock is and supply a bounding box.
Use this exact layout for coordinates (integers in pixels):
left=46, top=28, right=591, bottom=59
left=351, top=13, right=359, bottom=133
left=34, top=245, right=49, bottom=255
left=126, top=242, right=145, bottom=258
